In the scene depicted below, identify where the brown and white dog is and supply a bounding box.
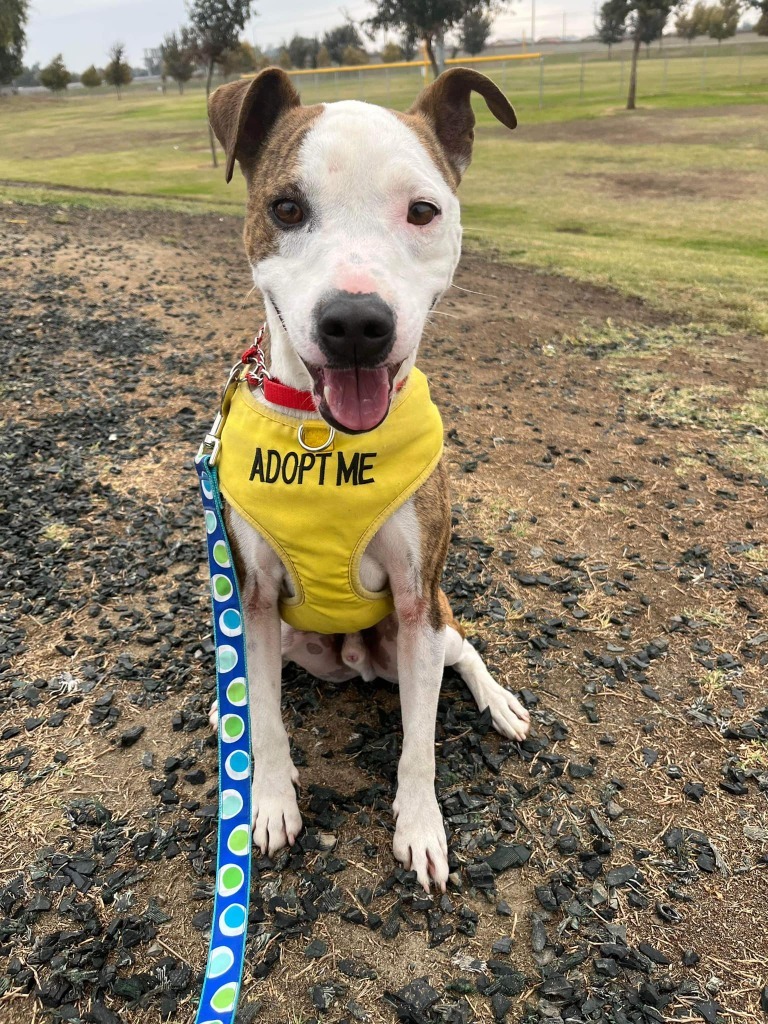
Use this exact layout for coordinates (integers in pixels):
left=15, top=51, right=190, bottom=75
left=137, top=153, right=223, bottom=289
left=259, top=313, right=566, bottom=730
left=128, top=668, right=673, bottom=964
left=207, top=67, right=530, bottom=891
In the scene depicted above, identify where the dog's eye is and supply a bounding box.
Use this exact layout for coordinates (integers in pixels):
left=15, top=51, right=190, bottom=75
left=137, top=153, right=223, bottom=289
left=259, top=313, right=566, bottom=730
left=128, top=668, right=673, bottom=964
left=272, top=199, right=304, bottom=226
left=408, top=201, right=439, bottom=226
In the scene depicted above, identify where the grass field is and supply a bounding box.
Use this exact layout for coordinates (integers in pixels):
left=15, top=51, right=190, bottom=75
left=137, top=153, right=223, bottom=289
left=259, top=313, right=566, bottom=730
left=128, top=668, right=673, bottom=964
left=1, top=47, right=767, bottom=329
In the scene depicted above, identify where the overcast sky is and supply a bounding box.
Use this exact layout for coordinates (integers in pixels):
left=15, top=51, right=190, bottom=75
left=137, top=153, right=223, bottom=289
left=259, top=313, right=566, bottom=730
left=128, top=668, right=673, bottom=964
left=25, top=0, right=597, bottom=71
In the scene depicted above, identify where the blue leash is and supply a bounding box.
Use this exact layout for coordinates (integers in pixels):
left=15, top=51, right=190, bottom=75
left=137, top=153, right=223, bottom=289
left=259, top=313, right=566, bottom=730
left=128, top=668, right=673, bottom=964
left=194, top=439, right=253, bottom=1024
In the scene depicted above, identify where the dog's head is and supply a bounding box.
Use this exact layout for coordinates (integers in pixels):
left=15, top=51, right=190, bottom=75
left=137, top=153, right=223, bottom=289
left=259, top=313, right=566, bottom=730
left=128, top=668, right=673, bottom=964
left=209, top=67, right=516, bottom=433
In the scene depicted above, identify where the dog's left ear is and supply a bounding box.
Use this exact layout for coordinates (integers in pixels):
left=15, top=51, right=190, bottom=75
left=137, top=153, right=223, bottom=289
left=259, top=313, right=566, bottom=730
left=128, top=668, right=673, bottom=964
left=208, top=67, right=302, bottom=183
left=408, top=67, right=516, bottom=180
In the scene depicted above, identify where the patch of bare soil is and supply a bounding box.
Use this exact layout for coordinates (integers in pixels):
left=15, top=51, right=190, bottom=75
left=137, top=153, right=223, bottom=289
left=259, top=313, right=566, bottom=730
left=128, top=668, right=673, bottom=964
left=0, top=202, right=766, bottom=1024
left=513, top=103, right=768, bottom=147
left=572, top=169, right=759, bottom=202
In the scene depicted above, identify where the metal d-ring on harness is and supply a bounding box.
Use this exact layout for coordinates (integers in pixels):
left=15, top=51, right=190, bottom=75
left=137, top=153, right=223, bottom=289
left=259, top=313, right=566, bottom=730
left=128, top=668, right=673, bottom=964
left=193, top=326, right=270, bottom=1024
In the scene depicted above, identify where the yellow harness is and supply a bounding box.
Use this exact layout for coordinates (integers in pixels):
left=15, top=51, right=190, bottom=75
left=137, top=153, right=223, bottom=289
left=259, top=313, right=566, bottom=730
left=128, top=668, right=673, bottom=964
left=217, top=368, right=444, bottom=635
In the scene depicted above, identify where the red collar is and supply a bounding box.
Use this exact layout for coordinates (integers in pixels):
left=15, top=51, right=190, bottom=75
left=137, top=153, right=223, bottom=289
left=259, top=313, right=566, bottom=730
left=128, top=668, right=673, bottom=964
left=239, top=328, right=405, bottom=414
left=262, top=375, right=317, bottom=412
left=240, top=328, right=318, bottom=412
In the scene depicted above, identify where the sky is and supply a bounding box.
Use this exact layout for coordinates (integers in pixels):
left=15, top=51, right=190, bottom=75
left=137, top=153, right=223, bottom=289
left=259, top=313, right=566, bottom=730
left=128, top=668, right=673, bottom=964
left=24, top=0, right=599, bottom=72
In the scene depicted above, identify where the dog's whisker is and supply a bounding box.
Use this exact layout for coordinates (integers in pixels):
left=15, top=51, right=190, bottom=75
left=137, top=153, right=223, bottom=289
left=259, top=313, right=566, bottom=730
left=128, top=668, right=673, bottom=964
left=428, top=309, right=459, bottom=319
left=449, top=282, right=495, bottom=300
left=240, top=283, right=259, bottom=309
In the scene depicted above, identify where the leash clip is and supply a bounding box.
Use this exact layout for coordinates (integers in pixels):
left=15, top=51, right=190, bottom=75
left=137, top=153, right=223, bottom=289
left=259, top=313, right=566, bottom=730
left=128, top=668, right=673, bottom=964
left=199, top=360, right=243, bottom=467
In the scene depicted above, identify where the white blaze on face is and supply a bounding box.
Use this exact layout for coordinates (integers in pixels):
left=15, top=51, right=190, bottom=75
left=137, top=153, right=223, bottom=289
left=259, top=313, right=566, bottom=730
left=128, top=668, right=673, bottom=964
left=253, top=100, right=462, bottom=377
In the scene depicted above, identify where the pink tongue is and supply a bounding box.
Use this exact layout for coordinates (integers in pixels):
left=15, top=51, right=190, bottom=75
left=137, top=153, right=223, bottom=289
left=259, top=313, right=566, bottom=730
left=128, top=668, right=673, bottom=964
left=323, top=366, right=390, bottom=432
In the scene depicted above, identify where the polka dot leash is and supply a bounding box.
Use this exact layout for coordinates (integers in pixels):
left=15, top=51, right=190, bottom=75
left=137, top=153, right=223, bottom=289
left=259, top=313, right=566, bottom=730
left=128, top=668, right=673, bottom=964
left=194, top=450, right=252, bottom=1024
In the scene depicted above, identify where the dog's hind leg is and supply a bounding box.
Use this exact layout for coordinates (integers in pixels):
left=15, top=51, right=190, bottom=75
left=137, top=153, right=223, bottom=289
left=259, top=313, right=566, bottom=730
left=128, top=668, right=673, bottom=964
left=443, top=624, right=531, bottom=742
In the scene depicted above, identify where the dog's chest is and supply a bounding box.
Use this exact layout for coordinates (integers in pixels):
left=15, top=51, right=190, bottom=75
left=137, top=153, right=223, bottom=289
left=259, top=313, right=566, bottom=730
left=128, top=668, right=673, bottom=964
left=217, top=369, right=444, bottom=635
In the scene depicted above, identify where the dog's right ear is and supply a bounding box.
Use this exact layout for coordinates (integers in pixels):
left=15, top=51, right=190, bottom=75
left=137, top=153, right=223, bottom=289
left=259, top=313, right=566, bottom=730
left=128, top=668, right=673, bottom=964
left=208, top=67, right=301, bottom=183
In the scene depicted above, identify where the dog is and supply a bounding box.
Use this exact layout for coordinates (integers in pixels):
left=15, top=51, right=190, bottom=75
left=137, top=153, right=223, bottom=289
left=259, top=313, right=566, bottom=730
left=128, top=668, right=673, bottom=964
left=206, top=66, right=530, bottom=891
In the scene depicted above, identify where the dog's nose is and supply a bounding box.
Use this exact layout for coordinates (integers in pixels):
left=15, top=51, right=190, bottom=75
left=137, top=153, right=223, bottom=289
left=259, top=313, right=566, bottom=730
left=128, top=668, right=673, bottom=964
left=317, top=292, right=395, bottom=366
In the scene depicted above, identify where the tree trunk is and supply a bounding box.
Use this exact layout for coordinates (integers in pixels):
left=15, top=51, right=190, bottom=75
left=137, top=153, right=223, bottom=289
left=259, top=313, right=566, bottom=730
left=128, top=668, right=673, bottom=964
left=434, top=28, right=446, bottom=75
left=626, top=32, right=641, bottom=109
left=206, top=59, right=218, bottom=169
left=423, top=35, right=440, bottom=79
left=608, top=42, right=612, bottom=59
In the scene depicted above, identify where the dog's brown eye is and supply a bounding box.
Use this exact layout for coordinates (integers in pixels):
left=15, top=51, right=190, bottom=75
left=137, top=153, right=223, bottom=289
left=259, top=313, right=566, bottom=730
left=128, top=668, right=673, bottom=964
left=272, top=199, right=304, bottom=225
left=408, top=201, right=439, bottom=226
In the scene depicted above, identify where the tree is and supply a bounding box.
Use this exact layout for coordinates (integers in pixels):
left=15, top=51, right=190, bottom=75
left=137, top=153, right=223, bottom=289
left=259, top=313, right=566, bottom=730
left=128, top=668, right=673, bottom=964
left=596, top=0, right=629, bottom=55
left=40, top=53, right=72, bottom=93
left=322, top=22, right=363, bottom=63
left=0, top=0, right=28, bottom=87
left=675, top=5, right=699, bottom=39
left=160, top=29, right=197, bottom=92
left=689, top=0, right=712, bottom=34
left=104, top=41, right=132, bottom=98
left=316, top=43, right=332, bottom=65
left=80, top=64, right=102, bottom=88
left=341, top=44, right=369, bottom=64
left=707, top=0, right=740, bottom=41
left=400, top=27, right=419, bottom=57
left=639, top=5, right=668, bottom=51
left=13, top=61, right=39, bottom=86
left=286, top=34, right=319, bottom=69
left=219, top=38, right=261, bottom=76
left=381, top=40, right=405, bottom=60
left=757, top=8, right=768, bottom=31
left=144, top=47, right=162, bottom=76
left=460, top=9, right=493, bottom=54
left=188, top=0, right=253, bottom=168
left=625, top=0, right=679, bottom=109
left=367, top=0, right=505, bottom=78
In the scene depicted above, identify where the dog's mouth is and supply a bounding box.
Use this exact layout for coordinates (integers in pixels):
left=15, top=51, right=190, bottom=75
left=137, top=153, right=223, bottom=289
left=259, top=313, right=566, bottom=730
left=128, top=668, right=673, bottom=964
left=268, top=296, right=402, bottom=433
left=302, top=361, right=403, bottom=435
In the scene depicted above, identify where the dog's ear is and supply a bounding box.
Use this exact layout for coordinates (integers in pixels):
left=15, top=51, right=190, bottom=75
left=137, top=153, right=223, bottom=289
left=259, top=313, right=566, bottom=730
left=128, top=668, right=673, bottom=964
left=208, top=67, right=302, bottom=183
left=408, top=67, right=516, bottom=179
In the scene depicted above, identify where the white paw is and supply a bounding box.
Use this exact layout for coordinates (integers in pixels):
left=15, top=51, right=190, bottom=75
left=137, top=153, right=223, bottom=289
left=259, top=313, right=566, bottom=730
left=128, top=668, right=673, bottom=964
left=209, top=699, right=219, bottom=731
left=392, top=787, right=449, bottom=892
left=480, top=684, right=531, bottom=742
left=252, top=771, right=303, bottom=857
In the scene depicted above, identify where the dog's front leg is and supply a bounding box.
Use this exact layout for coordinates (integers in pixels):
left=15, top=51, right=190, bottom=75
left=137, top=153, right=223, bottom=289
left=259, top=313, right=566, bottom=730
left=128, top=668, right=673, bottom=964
left=227, top=510, right=302, bottom=857
left=392, top=615, right=449, bottom=891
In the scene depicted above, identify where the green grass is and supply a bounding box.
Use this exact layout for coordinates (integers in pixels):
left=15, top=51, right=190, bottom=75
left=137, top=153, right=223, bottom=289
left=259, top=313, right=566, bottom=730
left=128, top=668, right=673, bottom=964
left=1, top=47, right=767, bottom=328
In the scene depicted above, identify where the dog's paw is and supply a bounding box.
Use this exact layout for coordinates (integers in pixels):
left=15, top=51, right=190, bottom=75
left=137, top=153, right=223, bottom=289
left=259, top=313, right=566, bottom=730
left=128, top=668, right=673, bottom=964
left=484, top=684, right=531, bottom=742
left=392, top=787, right=449, bottom=892
left=209, top=699, right=219, bottom=732
left=252, top=773, right=302, bottom=858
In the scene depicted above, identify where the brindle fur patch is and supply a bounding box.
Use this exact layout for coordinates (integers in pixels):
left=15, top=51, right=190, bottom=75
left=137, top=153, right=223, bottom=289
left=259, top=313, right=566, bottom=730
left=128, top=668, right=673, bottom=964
left=242, top=105, right=323, bottom=266
left=412, top=458, right=452, bottom=633
left=393, top=111, right=461, bottom=191
left=208, top=71, right=323, bottom=267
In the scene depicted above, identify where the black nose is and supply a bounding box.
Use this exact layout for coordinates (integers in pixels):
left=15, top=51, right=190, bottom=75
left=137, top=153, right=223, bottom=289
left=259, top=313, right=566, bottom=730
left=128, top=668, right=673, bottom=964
left=316, top=292, right=395, bottom=366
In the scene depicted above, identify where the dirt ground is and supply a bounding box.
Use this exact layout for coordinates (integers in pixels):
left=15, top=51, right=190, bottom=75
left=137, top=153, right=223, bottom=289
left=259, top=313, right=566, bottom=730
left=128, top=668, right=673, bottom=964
left=0, top=202, right=766, bottom=1024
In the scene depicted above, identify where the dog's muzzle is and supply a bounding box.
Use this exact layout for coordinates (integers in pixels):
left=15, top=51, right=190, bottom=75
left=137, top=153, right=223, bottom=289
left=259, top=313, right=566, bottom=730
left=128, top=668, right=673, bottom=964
left=309, top=291, right=399, bottom=434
